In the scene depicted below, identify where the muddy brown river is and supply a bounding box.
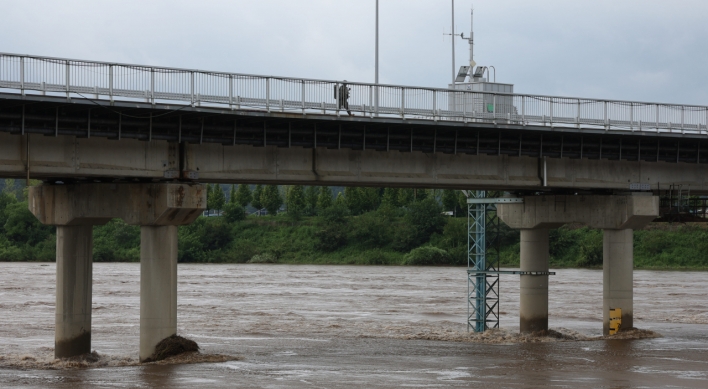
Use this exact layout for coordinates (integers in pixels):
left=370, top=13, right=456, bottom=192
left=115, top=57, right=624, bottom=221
left=0, top=263, right=707, bottom=388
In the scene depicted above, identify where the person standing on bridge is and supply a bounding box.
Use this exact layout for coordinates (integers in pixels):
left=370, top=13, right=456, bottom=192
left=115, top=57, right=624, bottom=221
left=335, top=81, right=352, bottom=116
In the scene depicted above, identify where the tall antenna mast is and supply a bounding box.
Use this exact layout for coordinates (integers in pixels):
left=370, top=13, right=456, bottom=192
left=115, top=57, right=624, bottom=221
left=451, top=0, right=456, bottom=85
left=469, top=7, right=475, bottom=68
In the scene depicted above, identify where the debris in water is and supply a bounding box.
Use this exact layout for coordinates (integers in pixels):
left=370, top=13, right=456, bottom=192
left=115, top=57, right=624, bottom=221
left=143, top=335, right=199, bottom=363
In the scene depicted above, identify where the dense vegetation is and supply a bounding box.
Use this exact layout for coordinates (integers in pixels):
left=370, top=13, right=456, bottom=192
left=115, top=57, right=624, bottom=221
left=1, top=179, right=707, bottom=269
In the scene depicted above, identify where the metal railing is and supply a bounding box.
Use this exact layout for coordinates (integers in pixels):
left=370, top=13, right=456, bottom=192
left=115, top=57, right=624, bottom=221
left=1, top=52, right=707, bottom=135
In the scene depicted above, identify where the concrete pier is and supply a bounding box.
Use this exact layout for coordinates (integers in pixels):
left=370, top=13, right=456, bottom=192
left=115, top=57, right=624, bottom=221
left=519, top=229, right=549, bottom=333
left=55, top=225, right=93, bottom=358
left=498, top=195, right=659, bottom=334
left=603, top=229, right=634, bottom=334
left=29, top=183, right=205, bottom=359
left=140, top=226, right=179, bottom=361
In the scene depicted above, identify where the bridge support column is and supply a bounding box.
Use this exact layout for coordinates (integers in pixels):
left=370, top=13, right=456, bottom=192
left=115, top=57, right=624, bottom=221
left=498, top=194, right=658, bottom=334
left=520, top=228, right=549, bottom=333
left=29, top=183, right=205, bottom=360
left=603, top=229, right=634, bottom=335
left=140, top=225, right=178, bottom=361
left=55, top=225, right=93, bottom=358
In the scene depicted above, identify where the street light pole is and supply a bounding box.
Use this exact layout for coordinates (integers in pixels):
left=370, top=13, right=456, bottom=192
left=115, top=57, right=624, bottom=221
left=375, top=0, right=379, bottom=86
left=375, top=0, right=379, bottom=115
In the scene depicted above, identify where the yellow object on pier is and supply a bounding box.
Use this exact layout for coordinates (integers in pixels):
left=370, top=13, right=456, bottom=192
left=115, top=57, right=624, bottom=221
left=609, top=308, right=622, bottom=335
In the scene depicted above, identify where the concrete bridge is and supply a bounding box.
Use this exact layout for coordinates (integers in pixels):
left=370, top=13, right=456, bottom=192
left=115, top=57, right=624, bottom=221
left=0, top=53, right=705, bottom=360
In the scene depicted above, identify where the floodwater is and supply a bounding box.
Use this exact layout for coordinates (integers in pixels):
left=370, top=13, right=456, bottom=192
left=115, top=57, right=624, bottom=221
left=1, top=263, right=707, bottom=388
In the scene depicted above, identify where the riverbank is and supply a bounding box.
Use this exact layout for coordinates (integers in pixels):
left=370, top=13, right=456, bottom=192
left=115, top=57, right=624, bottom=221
left=2, top=198, right=708, bottom=269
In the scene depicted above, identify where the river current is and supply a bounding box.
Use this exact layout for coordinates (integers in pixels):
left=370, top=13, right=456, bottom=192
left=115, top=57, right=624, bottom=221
left=0, top=263, right=707, bottom=388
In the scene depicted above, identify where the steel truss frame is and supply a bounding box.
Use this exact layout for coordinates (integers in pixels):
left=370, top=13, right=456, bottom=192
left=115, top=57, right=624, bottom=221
left=466, top=191, right=501, bottom=332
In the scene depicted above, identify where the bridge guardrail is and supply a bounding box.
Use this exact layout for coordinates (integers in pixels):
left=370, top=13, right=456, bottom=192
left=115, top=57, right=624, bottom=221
left=1, top=53, right=706, bottom=135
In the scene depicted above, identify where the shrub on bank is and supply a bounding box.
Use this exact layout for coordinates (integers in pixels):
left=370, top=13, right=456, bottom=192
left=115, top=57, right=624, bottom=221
left=402, top=246, right=452, bottom=266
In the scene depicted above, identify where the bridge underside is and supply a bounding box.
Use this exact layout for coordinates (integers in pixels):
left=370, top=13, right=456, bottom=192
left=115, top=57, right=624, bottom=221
left=1, top=93, right=707, bottom=193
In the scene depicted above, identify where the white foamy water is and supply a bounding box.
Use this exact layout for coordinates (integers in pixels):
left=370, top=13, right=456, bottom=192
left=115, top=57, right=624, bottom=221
left=1, top=263, right=707, bottom=388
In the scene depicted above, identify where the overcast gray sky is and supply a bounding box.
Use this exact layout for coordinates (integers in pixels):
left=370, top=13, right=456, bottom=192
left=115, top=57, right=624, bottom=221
left=1, top=0, right=707, bottom=105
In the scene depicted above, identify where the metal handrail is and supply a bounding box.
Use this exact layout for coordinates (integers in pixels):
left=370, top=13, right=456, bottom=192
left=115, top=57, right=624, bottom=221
left=1, top=52, right=707, bottom=135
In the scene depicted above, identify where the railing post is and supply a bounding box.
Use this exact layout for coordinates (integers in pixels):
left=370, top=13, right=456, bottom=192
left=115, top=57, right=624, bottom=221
left=229, top=74, right=234, bottom=109
left=65, top=60, right=70, bottom=99
left=549, top=97, right=553, bottom=126
left=463, top=91, right=467, bottom=119
left=20, top=56, right=25, bottom=96
left=400, top=87, right=405, bottom=118
left=301, top=80, right=305, bottom=114
left=266, top=77, right=270, bottom=112
left=522, top=95, right=526, bottom=125
left=656, top=104, right=659, bottom=131
left=705, top=108, right=708, bottom=135
left=109, top=65, right=113, bottom=102
left=334, top=82, right=340, bottom=116
left=190, top=71, right=195, bottom=106
left=368, top=85, right=373, bottom=117
left=492, top=94, right=497, bottom=121
left=433, top=90, right=437, bottom=120
left=681, top=106, right=685, bottom=133
left=630, top=102, right=634, bottom=131
left=576, top=99, right=581, bottom=128
left=150, top=68, right=155, bottom=105
left=604, top=101, right=608, bottom=130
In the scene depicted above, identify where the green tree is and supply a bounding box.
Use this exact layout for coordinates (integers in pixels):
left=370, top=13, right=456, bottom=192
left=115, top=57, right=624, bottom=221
left=381, top=188, right=400, bottom=208
left=223, top=202, right=246, bottom=223
left=205, top=184, right=213, bottom=212
left=252, top=184, right=264, bottom=214
left=229, top=184, right=237, bottom=204
left=393, top=197, right=446, bottom=251
left=286, top=185, right=306, bottom=221
left=414, top=188, right=428, bottom=202
left=398, top=188, right=414, bottom=207
left=442, top=189, right=459, bottom=216
left=305, top=186, right=319, bottom=216
left=344, top=187, right=363, bottom=215
left=316, top=186, right=333, bottom=212
left=235, top=184, right=252, bottom=207
left=209, top=184, right=226, bottom=214
left=0, top=190, right=18, bottom=233
left=4, top=202, right=54, bottom=246
left=457, top=191, right=468, bottom=216
left=359, top=187, right=382, bottom=213
left=261, top=185, right=282, bottom=216
left=2, top=179, right=19, bottom=200
left=334, top=192, right=346, bottom=207
left=314, top=202, right=349, bottom=252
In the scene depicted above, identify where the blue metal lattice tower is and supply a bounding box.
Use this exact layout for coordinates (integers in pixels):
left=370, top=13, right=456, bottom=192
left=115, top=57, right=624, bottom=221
left=467, top=190, right=500, bottom=332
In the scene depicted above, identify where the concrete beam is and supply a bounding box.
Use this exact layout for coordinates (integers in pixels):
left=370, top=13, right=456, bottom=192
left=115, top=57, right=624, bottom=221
left=497, top=195, right=659, bottom=230
left=29, top=183, right=205, bottom=226
left=3, top=131, right=708, bottom=192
